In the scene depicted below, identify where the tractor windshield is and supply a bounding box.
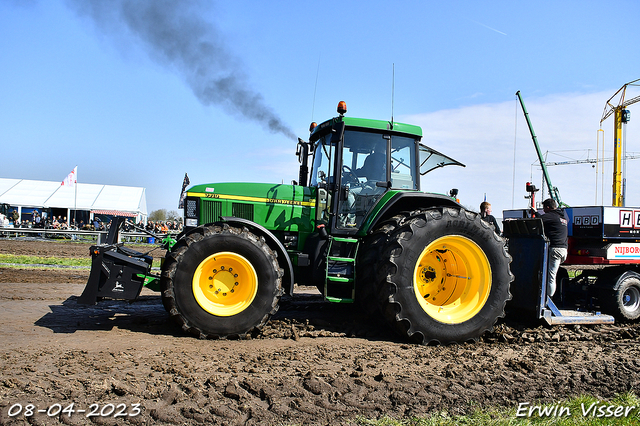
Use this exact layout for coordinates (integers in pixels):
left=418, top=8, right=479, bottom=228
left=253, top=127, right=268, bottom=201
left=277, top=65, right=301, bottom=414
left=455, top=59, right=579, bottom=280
left=310, top=127, right=420, bottom=230
left=391, top=136, right=419, bottom=190
left=340, top=131, right=419, bottom=190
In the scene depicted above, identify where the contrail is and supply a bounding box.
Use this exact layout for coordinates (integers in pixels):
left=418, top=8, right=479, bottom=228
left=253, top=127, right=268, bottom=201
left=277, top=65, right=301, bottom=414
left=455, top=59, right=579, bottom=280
left=469, top=18, right=507, bottom=36
left=66, top=0, right=296, bottom=140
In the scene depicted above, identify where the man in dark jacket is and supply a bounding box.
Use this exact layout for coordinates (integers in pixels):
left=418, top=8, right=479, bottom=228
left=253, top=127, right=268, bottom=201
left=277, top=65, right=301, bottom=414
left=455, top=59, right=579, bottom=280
left=541, top=198, right=568, bottom=297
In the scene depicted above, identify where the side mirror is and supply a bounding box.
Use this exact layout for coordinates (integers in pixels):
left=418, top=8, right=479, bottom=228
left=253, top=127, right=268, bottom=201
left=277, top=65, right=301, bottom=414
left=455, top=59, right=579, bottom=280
left=296, top=138, right=308, bottom=164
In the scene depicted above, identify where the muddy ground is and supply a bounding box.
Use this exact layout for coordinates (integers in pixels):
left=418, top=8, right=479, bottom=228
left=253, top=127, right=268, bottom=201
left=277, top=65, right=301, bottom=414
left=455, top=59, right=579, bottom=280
left=1, top=238, right=640, bottom=425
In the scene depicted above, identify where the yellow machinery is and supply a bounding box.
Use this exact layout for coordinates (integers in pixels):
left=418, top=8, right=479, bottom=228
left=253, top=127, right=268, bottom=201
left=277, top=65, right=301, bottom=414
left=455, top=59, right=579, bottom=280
left=600, top=79, right=640, bottom=206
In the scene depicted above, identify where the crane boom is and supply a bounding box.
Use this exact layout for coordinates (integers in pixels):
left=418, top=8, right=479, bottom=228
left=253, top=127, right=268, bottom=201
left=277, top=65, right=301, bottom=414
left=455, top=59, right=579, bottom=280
left=600, top=78, right=640, bottom=207
left=545, top=152, right=640, bottom=166
left=601, top=79, right=640, bottom=123
left=516, top=91, right=563, bottom=206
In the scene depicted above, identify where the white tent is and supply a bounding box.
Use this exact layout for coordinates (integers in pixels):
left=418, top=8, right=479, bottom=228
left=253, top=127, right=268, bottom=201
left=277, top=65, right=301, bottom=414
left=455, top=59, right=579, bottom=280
left=0, top=178, right=147, bottom=221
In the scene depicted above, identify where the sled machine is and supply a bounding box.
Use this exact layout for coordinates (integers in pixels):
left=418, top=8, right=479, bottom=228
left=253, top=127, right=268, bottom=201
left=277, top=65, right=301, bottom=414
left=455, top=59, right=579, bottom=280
left=505, top=86, right=640, bottom=325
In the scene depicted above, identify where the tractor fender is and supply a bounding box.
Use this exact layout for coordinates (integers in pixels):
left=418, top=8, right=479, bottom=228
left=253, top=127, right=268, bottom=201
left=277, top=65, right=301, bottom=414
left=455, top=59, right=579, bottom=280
left=363, top=191, right=462, bottom=234
left=196, top=216, right=293, bottom=295
left=592, top=266, right=640, bottom=291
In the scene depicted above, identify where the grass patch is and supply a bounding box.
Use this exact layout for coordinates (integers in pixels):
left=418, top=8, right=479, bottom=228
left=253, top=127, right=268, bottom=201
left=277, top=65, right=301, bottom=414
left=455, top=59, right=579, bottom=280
left=0, top=253, right=91, bottom=267
left=0, top=253, right=161, bottom=269
left=352, top=392, right=640, bottom=426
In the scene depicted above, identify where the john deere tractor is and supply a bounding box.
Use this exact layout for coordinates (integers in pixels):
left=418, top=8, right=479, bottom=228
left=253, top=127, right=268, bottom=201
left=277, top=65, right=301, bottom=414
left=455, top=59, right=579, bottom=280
left=79, top=101, right=512, bottom=344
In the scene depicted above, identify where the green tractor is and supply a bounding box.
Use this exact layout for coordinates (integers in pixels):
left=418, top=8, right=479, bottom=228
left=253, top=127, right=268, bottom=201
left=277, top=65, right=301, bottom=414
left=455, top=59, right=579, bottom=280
left=79, top=101, right=512, bottom=344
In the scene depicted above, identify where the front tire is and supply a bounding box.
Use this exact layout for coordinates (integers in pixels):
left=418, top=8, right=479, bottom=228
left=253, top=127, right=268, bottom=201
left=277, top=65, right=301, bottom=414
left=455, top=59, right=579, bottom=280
left=375, top=208, right=512, bottom=344
left=161, top=224, right=283, bottom=338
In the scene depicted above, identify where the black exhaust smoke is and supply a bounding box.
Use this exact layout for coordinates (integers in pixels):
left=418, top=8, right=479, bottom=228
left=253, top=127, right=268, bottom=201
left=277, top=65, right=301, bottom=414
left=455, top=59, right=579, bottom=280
left=66, top=0, right=296, bottom=140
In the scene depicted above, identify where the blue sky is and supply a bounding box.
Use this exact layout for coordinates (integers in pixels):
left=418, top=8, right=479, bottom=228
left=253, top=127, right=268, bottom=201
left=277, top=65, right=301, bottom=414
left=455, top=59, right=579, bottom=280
left=1, top=0, right=639, bottom=216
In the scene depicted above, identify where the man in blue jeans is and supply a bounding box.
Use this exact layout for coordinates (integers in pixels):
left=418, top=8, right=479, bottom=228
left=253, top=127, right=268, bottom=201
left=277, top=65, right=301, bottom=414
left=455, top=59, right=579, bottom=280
left=541, top=198, right=568, bottom=297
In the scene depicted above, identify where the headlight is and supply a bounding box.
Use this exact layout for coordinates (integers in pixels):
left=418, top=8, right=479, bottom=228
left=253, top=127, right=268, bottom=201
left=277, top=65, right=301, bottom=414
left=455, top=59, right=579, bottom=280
left=185, top=199, right=197, bottom=218
left=186, top=218, right=198, bottom=227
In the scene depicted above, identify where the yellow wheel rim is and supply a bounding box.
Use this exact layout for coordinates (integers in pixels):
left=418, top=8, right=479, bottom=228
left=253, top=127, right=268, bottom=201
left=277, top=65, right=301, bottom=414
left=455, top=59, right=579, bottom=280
left=413, top=235, right=491, bottom=324
left=192, top=252, right=258, bottom=317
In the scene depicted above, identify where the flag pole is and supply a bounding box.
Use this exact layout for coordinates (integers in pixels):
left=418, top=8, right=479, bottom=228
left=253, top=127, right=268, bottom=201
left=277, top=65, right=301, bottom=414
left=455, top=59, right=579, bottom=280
left=74, top=166, right=78, bottom=227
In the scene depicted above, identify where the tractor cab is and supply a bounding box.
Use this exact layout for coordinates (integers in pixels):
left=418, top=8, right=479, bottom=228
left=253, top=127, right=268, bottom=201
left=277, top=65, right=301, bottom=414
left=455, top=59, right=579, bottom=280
left=306, top=101, right=463, bottom=234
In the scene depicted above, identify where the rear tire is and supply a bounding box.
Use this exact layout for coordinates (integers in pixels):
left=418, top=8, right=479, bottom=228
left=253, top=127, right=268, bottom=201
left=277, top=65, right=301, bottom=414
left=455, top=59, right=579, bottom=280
left=161, top=224, right=283, bottom=338
left=375, top=208, right=512, bottom=344
left=356, top=213, right=406, bottom=314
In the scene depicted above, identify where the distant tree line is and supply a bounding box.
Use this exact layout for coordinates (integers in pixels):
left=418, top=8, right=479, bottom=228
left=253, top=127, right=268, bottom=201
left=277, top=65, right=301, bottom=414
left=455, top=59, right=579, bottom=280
left=148, top=209, right=182, bottom=223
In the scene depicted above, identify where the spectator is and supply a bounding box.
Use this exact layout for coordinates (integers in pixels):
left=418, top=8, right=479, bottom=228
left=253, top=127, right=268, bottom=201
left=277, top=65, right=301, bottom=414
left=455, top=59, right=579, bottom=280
left=480, top=201, right=501, bottom=235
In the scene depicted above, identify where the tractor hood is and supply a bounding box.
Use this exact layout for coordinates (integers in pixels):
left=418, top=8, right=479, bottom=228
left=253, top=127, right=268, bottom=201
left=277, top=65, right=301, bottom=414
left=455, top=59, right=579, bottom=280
left=186, top=182, right=315, bottom=207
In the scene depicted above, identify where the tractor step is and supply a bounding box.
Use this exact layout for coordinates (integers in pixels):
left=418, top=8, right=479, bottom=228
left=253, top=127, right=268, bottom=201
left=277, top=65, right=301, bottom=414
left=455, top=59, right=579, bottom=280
left=324, top=237, right=359, bottom=303
left=327, top=256, right=356, bottom=263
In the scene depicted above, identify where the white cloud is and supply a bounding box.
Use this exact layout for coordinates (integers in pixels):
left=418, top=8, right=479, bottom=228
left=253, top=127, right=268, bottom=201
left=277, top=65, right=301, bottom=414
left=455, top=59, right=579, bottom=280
left=402, top=91, right=640, bottom=217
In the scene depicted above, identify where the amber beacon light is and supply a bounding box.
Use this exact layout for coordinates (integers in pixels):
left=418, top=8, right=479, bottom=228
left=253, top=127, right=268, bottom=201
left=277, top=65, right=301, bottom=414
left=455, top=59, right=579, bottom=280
left=337, top=101, right=347, bottom=116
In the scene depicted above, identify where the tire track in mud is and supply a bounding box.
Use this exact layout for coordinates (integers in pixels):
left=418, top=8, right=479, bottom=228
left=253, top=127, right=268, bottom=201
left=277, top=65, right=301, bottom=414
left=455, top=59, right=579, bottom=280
left=2, top=239, right=640, bottom=425
left=1, top=282, right=640, bottom=425
left=1, top=330, right=640, bottom=425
